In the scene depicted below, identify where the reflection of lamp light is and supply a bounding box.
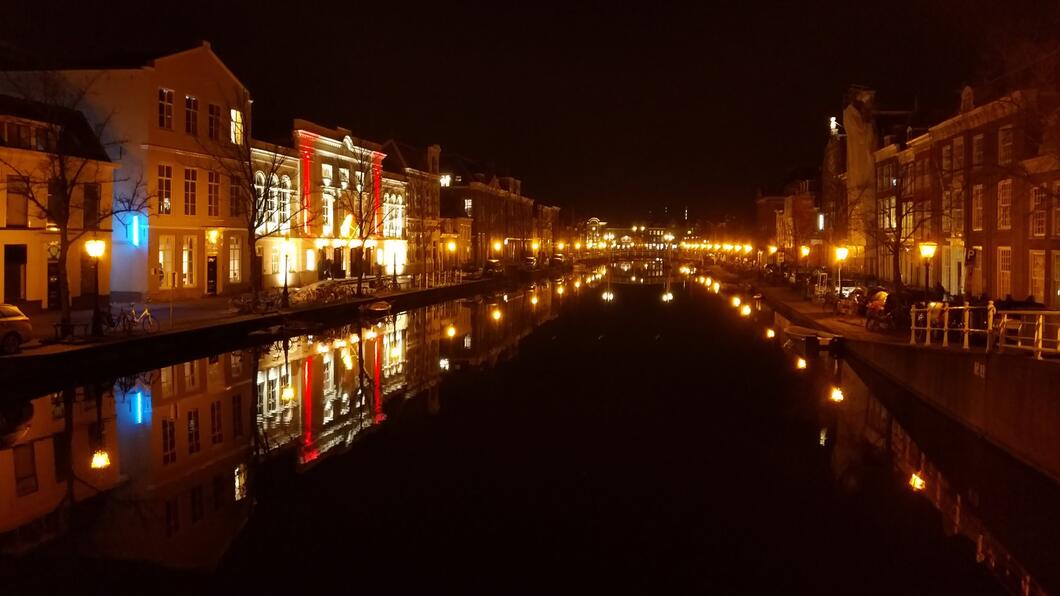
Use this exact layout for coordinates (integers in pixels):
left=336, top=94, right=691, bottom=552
left=574, top=242, right=582, bottom=250
left=909, top=472, right=926, bottom=491
left=796, top=357, right=807, bottom=370
left=740, top=304, right=751, bottom=316
left=765, top=328, right=775, bottom=339
left=90, top=449, right=111, bottom=470
left=768, top=245, right=778, bottom=255
left=531, top=295, right=539, bottom=305
left=491, top=308, right=502, bottom=321
left=281, top=385, right=295, bottom=402
left=446, top=325, right=457, bottom=338
left=532, top=241, right=540, bottom=251
left=493, top=240, right=502, bottom=252
left=557, top=242, right=566, bottom=251
left=731, top=296, right=741, bottom=308
left=800, top=245, right=810, bottom=258
left=829, top=386, right=845, bottom=402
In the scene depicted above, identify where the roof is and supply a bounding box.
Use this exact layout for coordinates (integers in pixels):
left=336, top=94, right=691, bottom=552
left=383, top=139, right=429, bottom=172
left=0, top=94, right=109, bottom=162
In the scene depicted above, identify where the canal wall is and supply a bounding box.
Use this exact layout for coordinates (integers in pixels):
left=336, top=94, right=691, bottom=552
left=0, top=273, right=546, bottom=400
left=765, top=291, right=1060, bottom=483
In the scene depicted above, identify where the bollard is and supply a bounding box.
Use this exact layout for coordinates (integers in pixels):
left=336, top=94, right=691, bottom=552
left=942, top=305, right=950, bottom=347
left=986, top=301, right=995, bottom=352
left=962, top=301, right=970, bottom=350
left=925, top=305, right=932, bottom=346
left=805, top=335, right=820, bottom=363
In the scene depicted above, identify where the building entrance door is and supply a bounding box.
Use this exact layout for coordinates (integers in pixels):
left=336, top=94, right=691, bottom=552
left=3, top=244, right=27, bottom=303
left=206, top=256, right=218, bottom=295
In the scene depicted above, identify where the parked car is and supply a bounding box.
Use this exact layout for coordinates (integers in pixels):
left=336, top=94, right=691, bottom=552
left=549, top=254, right=567, bottom=267
left=521, top=256, right=538, bottom=271
left=0, top=304, right=33, bottom=354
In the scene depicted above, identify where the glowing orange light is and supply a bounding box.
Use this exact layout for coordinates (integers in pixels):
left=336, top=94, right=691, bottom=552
left=829, top=386, right=845, bottom=402
left=90, top=449, right=111, bottom=470
left=446, top=325, right=457, bottom=337
left=909, top=472, right=926, bottom=491
left=796, top=357, right=807, bottom=370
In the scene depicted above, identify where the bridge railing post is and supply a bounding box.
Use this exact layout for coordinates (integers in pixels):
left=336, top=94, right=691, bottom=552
left=942, top=305, right=950, bottom=347
left=986, top=301, right=996, bottom=352
left=1035, top=314, right=1044, bottom=360
left=925, top=304, right=932, bottom=346
left=962, top=301, right=970, bottom=350
left=910, top=305, right=917, bottom=345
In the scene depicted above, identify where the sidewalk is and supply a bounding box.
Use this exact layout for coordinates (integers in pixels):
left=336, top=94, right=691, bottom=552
left=17, top=279, right=478, bottom=355
left=754, top=284, right=909, bottom=346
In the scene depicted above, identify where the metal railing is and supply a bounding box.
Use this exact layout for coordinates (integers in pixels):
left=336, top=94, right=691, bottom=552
left=991, top=310, right=1060, bottom=359
left=909, top=301, right=1060, bottom=359
left=909, top=301, right=995, bottom=349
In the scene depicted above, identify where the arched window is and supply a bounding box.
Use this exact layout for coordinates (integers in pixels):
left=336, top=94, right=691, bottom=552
left=280, top=176, right=292, bottom=232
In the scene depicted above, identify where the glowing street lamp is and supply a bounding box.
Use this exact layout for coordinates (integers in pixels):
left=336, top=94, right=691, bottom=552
left=446, top=324, right=457, bottom=338
left=795, top=357, right=807, bottom=370
left=447, top=240, right=457, bottom=252
left=731, top=296, right=741, bottom=308
left=768, top=245, right=778, bottom=255
left=90, top=449, right=111, bottom=470
left=85, top=239, right=106, bottom=337
left=829, top=386, right=845, bottom=402
left=491, top=308, right=502, bottom=321
left=800, top=245, right=810, bottom=258
left=834, top=246, right=849, bottom=295
left=493, top=240, right=503, bottom=254
left=918, top=241, right=937, bottom=293
left=532, top=240, right=541, bottom=252
left=740, top=304, right=751, bottom=316
left=557, top=241, right=566, bottom=251
left=765, top=328, right=776, bottom=339
left=742, top=244, right=752, bottom=254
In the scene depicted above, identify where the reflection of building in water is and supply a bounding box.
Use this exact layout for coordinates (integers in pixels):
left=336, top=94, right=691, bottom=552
left=84, top=352, right=255, bottom=568
left=0, top=387, right=121, bottom=553
left=444, top=285, right=558, bottom=370
left=825, top=357, right=1048, bottom=596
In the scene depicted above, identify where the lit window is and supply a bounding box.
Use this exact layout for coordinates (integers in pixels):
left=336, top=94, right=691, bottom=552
left=997, top=246, right=1012, bottom=297
left=229, top=109, right=244, bottom=144
left=817, top=213, right=824, bottom=231
left=997, top=179, right=1012, bottom=230
left=322, top=163, right=333, bottom=184
left=339, top=167, right=349, bottom=189
left=157, top=165, right=172, bottom=214
left=158, top=235, right=175, bottom=289
left=182, top=236, right=196, bottom=287
left=234, top=464, right=248, bottom=501
left=464, top=198, right=472, bottom=217
left=228, top=235, right=241, bottom=283
left=972, top=134, right=984, bottom=165
left=1031, top=187, right=1047, bottom=237
left=971, top=185, right=984, bottom=231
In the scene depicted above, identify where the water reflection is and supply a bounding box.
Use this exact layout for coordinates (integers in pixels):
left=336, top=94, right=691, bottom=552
left=0, top=278, right=571, bottom=567
left=807, top=345, right=1057, bottom=595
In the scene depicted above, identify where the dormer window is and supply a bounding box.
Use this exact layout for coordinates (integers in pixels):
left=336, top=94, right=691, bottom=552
left=321, top=164, right=333, bottom=185
left=339, top=168, right=350, bottom=189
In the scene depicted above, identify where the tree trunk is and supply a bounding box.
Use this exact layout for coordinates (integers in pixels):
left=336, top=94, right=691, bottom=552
left=355, top=246, right=365, bottom=296
left=891, top=244, right=903, bottom=289
left=248, top=232, right=262, bottom=301
left=57, top=233, right=72, bottom=334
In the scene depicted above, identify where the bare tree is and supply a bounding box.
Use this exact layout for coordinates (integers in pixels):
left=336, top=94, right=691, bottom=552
left=194, top=89, right=304, bottom=302
left=332, top=143, right=398, bottom=296
left=0, top=72, right=149, bottom=334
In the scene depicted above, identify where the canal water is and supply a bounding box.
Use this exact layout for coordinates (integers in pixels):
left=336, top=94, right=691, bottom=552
left=0, top=269, right=1055, bottom=594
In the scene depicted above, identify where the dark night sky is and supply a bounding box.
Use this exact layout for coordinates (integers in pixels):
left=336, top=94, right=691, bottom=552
left=5, top=0, right=1060, bottom=222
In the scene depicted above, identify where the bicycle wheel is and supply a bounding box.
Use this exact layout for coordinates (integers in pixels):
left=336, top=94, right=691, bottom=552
left=118, top=312, right=133, bottom=334
left=142, top=315, right=159, bottom=333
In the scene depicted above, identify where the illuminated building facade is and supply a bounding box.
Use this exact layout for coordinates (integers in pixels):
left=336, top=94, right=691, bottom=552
left=7, top=42, right=258, bottom=301
left=383, top=140, right=442, bottom=285
left=0, top=96, right=117, bottom=310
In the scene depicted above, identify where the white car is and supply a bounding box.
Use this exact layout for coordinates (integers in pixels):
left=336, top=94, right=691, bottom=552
left=0, top=304, right=33, bottom=354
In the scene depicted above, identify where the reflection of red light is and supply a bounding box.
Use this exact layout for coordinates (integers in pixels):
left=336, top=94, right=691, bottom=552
left=303, top=356, right=313, bottom=449
left=374, top=336, right=384, bottom=423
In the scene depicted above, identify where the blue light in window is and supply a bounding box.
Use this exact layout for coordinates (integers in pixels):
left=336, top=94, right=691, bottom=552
left=132, top=215, right=140, bottom=246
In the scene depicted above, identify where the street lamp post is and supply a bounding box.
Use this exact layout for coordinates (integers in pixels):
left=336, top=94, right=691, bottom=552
left=919, top=242, right=937, bottom=295
left=447, top=240, right=457, bottom=284
left=834, top=246, right=849, bottom=295
left=85, top=239, right=106, bottom=337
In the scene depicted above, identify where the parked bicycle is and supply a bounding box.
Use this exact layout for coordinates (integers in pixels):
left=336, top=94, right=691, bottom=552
left=117, top=302, right=159, bottom=334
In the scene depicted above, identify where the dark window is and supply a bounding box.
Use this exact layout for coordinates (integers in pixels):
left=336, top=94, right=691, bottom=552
left=5, top=175, right=29, bottom=227
left=83, top=183, right=100, bottom=229
left=190, top=485, right=204, bottom=523
left=162, top=418, right=177, bottom=464
left=187, top=409, right=200, bottom=454
left=164, top=498, right=179, bottom=536
left=184, top=96, right=198, bottom=135
left=232, top=393, right=243, bottom=438
left=210, top=400, right=223, bottom=444
left=158, top=88, right=173, bottom=129
left=14, top=443, right=38, bottom=496
left=46, top=179, right=64, bottom=225
left=208, top=104, right=221, bottom=140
